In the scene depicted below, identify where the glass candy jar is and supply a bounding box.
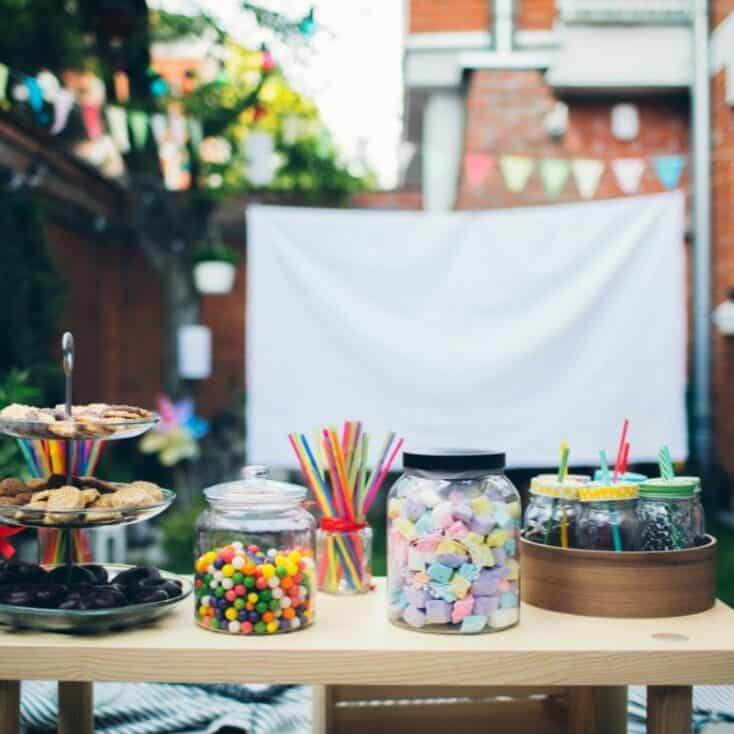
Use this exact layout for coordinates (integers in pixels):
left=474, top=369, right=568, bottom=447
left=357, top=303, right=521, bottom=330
left=576, top=482, right=640, bottom=551
left=194, top=467, right=316, bottom=635
left=523, top=475, right=589, bottom=548
left=638, top=478, right=697, bottom=551
left=387, top=449, right=521, bottom=634
left=675, top=476, right=705, bottom=541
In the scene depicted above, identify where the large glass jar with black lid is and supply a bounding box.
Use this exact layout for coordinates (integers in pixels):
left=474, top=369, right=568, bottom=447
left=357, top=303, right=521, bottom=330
left=387, top=449, right=521, bottom=634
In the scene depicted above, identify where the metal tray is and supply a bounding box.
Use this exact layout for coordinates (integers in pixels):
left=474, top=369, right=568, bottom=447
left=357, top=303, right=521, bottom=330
left=0, top=415, right=159, bottom=441
left=0, top=565, right=191, bottom=634
left=0, top=488, right=176, bottom=529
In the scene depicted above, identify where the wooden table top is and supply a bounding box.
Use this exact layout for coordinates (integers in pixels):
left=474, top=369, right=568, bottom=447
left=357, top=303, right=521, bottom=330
left=0, top=579, right=732, bottom=686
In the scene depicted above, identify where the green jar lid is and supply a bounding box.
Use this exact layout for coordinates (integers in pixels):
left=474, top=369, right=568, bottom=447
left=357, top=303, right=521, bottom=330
left=639, top=477, right=697, bottom=499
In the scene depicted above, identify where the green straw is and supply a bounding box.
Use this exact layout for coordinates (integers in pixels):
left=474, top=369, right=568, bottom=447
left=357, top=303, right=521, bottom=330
left=600, top=449, right=622, bottom=552
left=544, top=444, right=569, bottom=544
left=658, top=445, right=674, bottom=479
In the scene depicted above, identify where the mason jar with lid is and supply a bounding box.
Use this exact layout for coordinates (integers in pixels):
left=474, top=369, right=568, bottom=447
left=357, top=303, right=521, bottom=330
left=194, top=466, right=316, bottom=634
left=638, top=478, right=697, bottom=551
left=387, top=449, right=521, bottom=634
left=523, top=475, right=589, bottom=548
left=576, top=482, right=640, bottom=551
left=675, top=476, right=705, bottom=541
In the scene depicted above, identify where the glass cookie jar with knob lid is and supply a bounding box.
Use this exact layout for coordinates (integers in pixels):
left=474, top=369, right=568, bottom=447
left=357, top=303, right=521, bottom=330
left=194, top=466, right=316, bottom=635
left=387, top=449, right=521, bottom=635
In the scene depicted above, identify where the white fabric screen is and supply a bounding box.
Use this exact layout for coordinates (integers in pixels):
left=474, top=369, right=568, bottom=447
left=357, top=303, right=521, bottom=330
left=246, top=192, right=687, bottom=468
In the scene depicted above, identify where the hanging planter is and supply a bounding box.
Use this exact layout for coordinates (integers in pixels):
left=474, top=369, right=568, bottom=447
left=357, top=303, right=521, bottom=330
left=192, top=244, right=239, bottom=295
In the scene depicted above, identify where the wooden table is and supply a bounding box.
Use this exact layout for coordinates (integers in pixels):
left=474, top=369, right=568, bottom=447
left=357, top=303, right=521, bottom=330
left=0, top=579, right=732, bottom=734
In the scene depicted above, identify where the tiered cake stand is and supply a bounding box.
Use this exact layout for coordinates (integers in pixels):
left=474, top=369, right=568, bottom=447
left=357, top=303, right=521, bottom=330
left=0, top=333, right=191, bottom=632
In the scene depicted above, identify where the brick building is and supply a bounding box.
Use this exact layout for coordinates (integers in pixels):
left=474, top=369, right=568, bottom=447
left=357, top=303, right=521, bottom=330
left=402, top=0, right=734, bottom=497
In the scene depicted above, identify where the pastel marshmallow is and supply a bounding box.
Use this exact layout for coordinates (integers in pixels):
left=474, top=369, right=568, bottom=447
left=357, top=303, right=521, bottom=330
left=472, top=569, right=501, bottom=597
left=486, top=529, right=508, bottom=547
left=506, top=501, right=522, bottom=519
left=500, top=591, right=519, bottom=609
left=425, top=599, right=452, bottom=624
left=404, top=587, right=429, bottom=608
left=387, top=498, right=405, bottom=519
left=504, top=538, right=517, bottom=557
left=489, top=607, right=519, bottom=629
left=451, top=503, right=473, bottom=524
left=419, top=488, right=442, bottom=508
left=428, top=583, right=456, bottom=602
left=408, top=547, right=428, bottom=572
left=470, top=513, right=496, bottom=536
left=458, top=562, right=480, bottom=582
left=473, top=595, right=499, bottom=617
left=446, top=521, right=469, bottom=540
left=449, top=574, right=472, bottom=599
left=470, top=495, right=492, bottom=515
left=404, top=497, right=427, bottom=522
left=394, top=518, right=417, bottom=540
left=505, top=559, right=519, bottom=581
left=451, top=596, right=475, bottom=624
left=403, top=605, right=427, bottom=628
left=460, top=614, right=488, bottom=634
left=492, top=547, right=507, bottom=566
left=415, top=512, right=435, bottom=535
left=437, top=553, right=467, bottom=569
left=427, top=562, right=453, bottom=584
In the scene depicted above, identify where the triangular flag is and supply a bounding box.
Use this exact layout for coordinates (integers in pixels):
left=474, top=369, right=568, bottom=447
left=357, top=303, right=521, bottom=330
left=652, top=155, right=686, bottom=190
left=187, top=118, right=203, bottom=151
left=50, top=88, right=75, bottom=135
left=464, top=152, right=493, bottom=187
left=539, top=158, right=571, bottom=197
left=105, top=105, right=130, bottom=153
left=80, top=104, right=102, bottom=139
left=571, top=159, right=605, bottom=199
left=500, top=155, right=534, bottom=194
left=129, top=110, right=149, bottom=149
left=151, top=113, right=168, bottom=145
left=611, top=158, right=645, bottom=195
left=0, top=64, right=8, bottom=102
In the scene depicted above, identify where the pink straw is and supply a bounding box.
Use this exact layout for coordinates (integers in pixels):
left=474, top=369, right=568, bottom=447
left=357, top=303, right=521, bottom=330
left=613, top=418, right=629, bottom=481
left=362, top=437, right=404, bottom=515
left=620, top=442, right=630, bottom=475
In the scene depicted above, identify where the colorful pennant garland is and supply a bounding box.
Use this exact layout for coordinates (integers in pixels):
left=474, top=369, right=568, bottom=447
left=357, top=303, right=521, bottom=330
left=50, top=89, right=75, bottom=135
left=611, top=158, right=646, bottom=195
left=652, top=155, right=686, bottom=190
left=105, top=105, right=131, bottom=153
left=571, top=158, right=605, bottom=199
left=500, top=155, right=534, bottom=194
left=539, top=158, right=571, bottom=198
left=464, top=152, right=493, bottom=188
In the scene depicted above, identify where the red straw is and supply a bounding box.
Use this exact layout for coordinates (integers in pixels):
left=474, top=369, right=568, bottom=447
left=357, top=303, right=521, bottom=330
left=620, top=442, right=630, bottom=475
left=363, top=437, right=405, bottom=515
left=613, top=418, right=629, bottom=481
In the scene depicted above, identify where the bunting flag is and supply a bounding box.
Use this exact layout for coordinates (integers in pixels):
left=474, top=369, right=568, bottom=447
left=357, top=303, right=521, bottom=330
left=539, top=158, right=571, bottom=197
left=105, top=105, right=130, bottom=153
left=150, top=113, right=168, bottom=145
left=611, top=158, right=646, bottom=195
left=463, top=152, right=493, bottom=188
left=80, top=104, right=102, bottom=140
left=571, top=158, right=605, bottom=199
left=653, top=155, right=686, bottom=190
left=129, top=110, right=149, bottom=149
left=24, top=76, right=46, bottom=123
left=500, top=155, right=534, bottom=194
left=0, top=63, right=7, bottom=101
left=50, top=88, right=75, bottom=134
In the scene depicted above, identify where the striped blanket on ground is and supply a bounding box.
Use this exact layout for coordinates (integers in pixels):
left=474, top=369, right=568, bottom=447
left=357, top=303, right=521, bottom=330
left=20, top=683, right=734, bottom=732
left=21, top=683, right=310, bottom=734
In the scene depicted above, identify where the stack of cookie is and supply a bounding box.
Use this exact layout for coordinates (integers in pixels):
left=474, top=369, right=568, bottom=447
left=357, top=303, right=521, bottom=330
left=0, top=476, right=164, bottom=525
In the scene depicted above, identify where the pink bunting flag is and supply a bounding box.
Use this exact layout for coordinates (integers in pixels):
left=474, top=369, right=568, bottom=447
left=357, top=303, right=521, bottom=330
left=50, top=89, right=75, bottom=135
left=81, top=104, right=103, bottom=140
left=463, top=152, right=493, bottom=187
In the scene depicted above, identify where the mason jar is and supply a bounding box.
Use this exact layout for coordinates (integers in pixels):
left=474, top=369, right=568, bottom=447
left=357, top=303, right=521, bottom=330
left=194, top=466, right=316, bottom=634
left=638, top=478, right=696, bottom=551
left=675, top=476, right=705, bottom=541
left=387, top=449, right=521, bottom=634
left=576, top=482, right=640, bottom=551
left=523, top=475, right=589, bottom=548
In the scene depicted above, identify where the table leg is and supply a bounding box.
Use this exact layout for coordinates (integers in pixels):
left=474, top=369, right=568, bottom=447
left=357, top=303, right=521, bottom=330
left=567, top=686, right=627, bottom=734
left=0, top=680, right=20, bottom=734
left=312, top=685, right=334, bottom=734
left=647, top=686, right=692, bottom=734
left=58, top=681, right=93, bottom=734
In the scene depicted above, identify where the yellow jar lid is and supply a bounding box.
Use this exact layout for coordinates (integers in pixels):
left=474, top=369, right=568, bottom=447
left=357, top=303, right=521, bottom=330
left=578, top=482, right=639, bottom=502
left=530, top=475, right=589, bottom=499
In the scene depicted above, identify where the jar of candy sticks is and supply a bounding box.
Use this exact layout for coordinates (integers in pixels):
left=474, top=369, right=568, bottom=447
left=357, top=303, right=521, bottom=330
left=387, top=449, right=521, bottom=634
left=194, top=467, right=316, bottom=635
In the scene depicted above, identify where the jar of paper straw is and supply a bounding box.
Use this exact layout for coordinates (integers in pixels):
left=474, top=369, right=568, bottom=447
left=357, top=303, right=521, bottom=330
left=316, top=519, right=372, bottom=594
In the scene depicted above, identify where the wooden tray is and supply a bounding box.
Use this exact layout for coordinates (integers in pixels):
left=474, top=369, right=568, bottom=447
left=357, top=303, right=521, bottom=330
left=520, top=535, right=717, bottom=618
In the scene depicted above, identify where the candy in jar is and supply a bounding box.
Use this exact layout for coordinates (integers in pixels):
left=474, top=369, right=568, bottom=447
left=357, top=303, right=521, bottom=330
left=638, top=478, right=696, bottom=551
left=576, top=482, right=640, bottom=551
left=387, top=449, right=521, bottom=634
left=194, top=467, right=316, bottom=634
left=523, top=475, right=589, bottom=548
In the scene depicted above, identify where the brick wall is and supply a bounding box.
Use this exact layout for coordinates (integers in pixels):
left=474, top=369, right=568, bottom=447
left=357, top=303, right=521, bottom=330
left=712, top=65, right=734, bottom=478
left=409, top=0, right=491, bottom=33
left=456, top=70, right=689, bottom=209
left=714, top=1, right=734, bottom=27
left=517, top=0, right=556, bottom=29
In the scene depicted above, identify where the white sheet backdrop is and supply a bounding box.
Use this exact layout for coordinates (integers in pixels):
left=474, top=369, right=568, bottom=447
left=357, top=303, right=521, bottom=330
left=246, top=192, right=687, bottom=468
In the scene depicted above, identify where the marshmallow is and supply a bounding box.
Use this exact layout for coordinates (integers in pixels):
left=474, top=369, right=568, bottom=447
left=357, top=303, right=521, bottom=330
left=425, top=599, right=452, bottom=624
left=427, top=562, right=453, bottom=584
left=451, top=596, right=474, bottom=624
left=403, top=605, right=427, bottom=628
left=460, top=614, right=488, bottom=634
left=473, top=595, right=499, bottom=617
left=489, top=607, right=519, bottom=629
left=470, top=495, right=492, bottom=515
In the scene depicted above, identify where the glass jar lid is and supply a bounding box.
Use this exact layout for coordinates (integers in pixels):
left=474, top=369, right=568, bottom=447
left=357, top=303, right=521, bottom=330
left=530, top=475, right=589, bottom=499
left=593, top=469, right=648, bottom=483
left=639, top=477, right=697, bottom=499
left=578, top=481, right=639, bottom=502
left=204, top=466, right=306, bottom=510
left=403, top=448, right=505, bottom=472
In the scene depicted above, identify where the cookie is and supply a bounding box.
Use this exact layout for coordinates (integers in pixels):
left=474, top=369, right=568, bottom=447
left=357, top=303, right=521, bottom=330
left=30, top=490, right=55, bottom=502
left=47, top=422, right=77, bottom=438
left=0, top=404, right=29, bottom=420
left=76, top=476, right=118, bottom=494
left=81, top=489, right=100, bottom=505
left=25, top=478, right=49, bottom=492
left=109, top=485, right=149, bottom=508
left=129, top=481, right=163, bottom=502
left=0, top=478, right=28, bottom=497
left=45, top=485, right=84, bottom=523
